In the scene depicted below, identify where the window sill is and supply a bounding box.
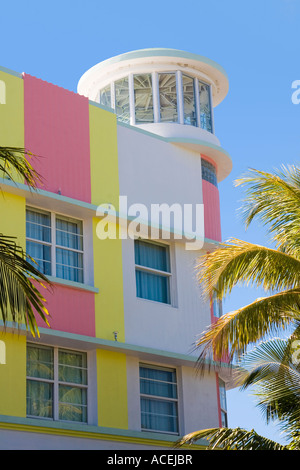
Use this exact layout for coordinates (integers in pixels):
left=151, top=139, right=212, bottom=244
left=136, top=296, right=177, bottom=309
left=47, top=276, right=99, bottom=294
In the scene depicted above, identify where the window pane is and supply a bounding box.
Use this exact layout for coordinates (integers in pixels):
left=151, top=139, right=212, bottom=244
left=56, top=248, right=84, bottom=283
left=26, top=240, right=52, bottom=275
left=56, top=217, right=83, bottom=251
left=99, top=85, right=111, bottom=107
left=158, top=73, right=178, bottom=123
left=134, top=74, right=154, bottom=124
left=140, top=366, right=176, bottom=383
left=26, top=380, right=53, bottom=418
left=201, top=159, right=217, bottom=187
left=27, top=345, right=54, bottom=380
left=140, top=378, right=177, bottom=399
left=136, top=270, right=170, bottom=304
left=141, top=398, right=178, bottom=433
left=115, top=77, right=130, bottom=123
left=135, top=240, right=170, bottom=272
left=59, top=350, right=87, bottom=385
left=26, top=209, right=51, bottom=243
left=199, top=81, right=212, bottom=132
left=59, top=385, right=87, bottom=422
left=182, top=75, right=196, bottom=126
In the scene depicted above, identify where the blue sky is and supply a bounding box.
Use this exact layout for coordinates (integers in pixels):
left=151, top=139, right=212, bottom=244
left=1, top=0, right=300, bottom=445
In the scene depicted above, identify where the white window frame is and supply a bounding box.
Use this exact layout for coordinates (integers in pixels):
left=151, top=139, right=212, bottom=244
left=26, top=343, right=88, bottom=424
left=26, top=206, right=85, bottom=284
left=134, top=239, right=174, bottom=306
left=139, top=363, right=179, bottom=435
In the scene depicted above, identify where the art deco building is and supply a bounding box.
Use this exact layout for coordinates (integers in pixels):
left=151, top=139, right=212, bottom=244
left=0, top=49, right=232, bottom=449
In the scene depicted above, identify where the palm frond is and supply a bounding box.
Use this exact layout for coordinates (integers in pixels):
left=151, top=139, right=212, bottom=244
left=0, top=146, right=43, bottom=190
left=0, top=146, right=51, bottom=335
left=234, top=337, right=300, bottom=435
left=195, top=288, right=300, bottom=371
left=235, top=166, right=300, bottom=255
left=0, top=234, right=52, bottom=337
left=197, top=238, right=300, bottom=300
left=175, top=426, right=286, bottom=450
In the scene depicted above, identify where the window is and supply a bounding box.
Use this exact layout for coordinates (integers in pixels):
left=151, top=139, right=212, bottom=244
left=135, top=239, right=171, bottom=304
left=198, top=80, right=212, bottom=132
left=134, top=74, right=154, bottom=124
left=201, top=159, right=218, bottom=187
left=99, top=84, right=111, bottom=107
left=140, top=364, right=179, bottom=434
left=26, top=344, right=88, bottom=423
left=182, top=74, right=197, bottom=126
left=219, top=378, right=227, bottom=427
left=158, top=72, right=178, bottom=123
left=114, top=77, right=130, bottom=123
left=99, top=72, right=213, bottom=132
left=26, top=207, right=84, bottom=283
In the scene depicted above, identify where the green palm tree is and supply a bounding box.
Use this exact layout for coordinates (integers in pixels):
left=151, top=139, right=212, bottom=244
left=176, top=165, right=300, bottom=449
left=196, top=165, right=300, bottom=367
left=0, top=146, right=51, bottom=336
left=176, top=335, right=300, bottom=449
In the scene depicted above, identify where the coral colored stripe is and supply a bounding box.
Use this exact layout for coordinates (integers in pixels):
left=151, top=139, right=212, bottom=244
left=23, top=74, right=91, bottom=203
left=202, top=179, right=222, bottom=242
left=36, top=284, right=95, bottom=337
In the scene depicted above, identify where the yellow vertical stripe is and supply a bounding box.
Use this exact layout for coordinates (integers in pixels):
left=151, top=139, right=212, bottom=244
left=89, top=105, right=119, bottom=208
left=0, top=192, right=26, bottom=249
left=0, top=333, right=26, bottom=417
left=89, top=106, right=128, bottom=428
left=89, top=105, right=125, bottom=342
left=0, top=72, right=27, bottom=415
left=0, top=70, right=25, bottom=184
left=0, top=70, right=24, bottom=147
left=97, top=350, right=128, bottom=429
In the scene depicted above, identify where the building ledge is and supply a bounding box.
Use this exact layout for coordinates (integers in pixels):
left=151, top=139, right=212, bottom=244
left=47, top=276, right=99, bottom=293
left=0, top=414, right=206, bottom=449
left=0, top=178, right=223, bottom=246
left=0, top=320, right=235, bottom=388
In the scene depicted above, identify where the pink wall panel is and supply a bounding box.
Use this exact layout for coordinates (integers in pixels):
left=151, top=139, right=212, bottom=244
left=36, top=284, right=95, bottom=337
left=202, top=179, right=222, bottom=242
left=23, top=74, right=91, bottom=203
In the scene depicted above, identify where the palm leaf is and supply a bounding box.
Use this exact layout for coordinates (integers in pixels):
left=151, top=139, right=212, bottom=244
left=0, top=146, right=51, bottom=336
left=235, top=337, right=300, bottom=435
left=195, top=288, right=300, bottom=370
left=0, top=234, right=52, bottom=336
left=0, top=146, right=43, bottom=189
left=235, top=166, right=300, bottom=255
left=197, top=239, right=300, bottom=299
